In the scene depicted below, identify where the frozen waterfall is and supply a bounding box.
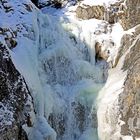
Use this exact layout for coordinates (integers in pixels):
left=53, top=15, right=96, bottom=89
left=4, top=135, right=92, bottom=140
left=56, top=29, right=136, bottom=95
left=35, top=11, right=107, bottom=140
left=10, top=6, right=123, bottom=140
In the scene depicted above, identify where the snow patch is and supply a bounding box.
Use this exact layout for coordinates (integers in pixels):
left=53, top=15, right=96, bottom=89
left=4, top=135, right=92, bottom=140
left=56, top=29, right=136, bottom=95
left=0, top=103, right=14, bottom=128
left=81, top=0, right=119, bottom=6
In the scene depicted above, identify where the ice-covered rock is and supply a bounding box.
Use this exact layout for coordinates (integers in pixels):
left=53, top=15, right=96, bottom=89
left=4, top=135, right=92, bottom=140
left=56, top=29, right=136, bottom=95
left=0, top=0, right=36, bottom=139
left=97, top=2, right=140, bottom=139
left=0, top=43, right=34, bottom=140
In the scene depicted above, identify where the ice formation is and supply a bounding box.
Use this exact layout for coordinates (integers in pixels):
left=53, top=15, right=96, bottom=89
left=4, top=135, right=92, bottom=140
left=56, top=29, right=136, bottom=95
left=10, top=1, right=124, bottom=139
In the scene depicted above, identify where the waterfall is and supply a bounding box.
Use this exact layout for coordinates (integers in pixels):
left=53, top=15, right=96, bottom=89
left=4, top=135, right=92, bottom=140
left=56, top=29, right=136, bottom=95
left=10, top=5, right=123, bottom=140
left=32, top=10, right=107, bottom=140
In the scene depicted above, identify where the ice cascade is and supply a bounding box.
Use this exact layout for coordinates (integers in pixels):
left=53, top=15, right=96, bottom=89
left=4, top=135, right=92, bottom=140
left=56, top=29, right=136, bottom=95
left=11, top=9, right=113, bottom=140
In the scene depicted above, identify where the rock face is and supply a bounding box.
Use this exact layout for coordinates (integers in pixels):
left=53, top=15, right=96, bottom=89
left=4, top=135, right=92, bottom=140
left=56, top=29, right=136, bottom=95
left=76, top=1, right=124, bottom=23
left=31, top=0, right=38, bottom=7
left=76, top=5, right=105, bottom=20
left=97, top=0, right=140, bottom=139
left=119, top=33, right=140, bottom=139
left=76, top=0, right=140, bottom=27
left=38, top=0, right=71, bottom=8
left=0, top=43, right=33, bottom=140
left=104, top=1, right=123, bottom=24
left=114, top=24, right=140, bottom=67
left=97, top=29, right=140, bottom=140
left=119, top=0, right=140, bottom=30
left=0, top=0, right=35, bottom=139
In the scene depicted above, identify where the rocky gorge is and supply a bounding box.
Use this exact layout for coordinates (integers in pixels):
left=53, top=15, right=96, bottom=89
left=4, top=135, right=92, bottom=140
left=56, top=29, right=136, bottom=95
left=0, top=0, right=140, bottom=140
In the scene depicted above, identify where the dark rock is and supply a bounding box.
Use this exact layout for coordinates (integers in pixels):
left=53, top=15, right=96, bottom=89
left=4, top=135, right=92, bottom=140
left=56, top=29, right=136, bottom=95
left=24, top=4, right=33, bottom=12
left=0, top=43, right=32, bottom=139
left=31, top=0, right=38, bottom=7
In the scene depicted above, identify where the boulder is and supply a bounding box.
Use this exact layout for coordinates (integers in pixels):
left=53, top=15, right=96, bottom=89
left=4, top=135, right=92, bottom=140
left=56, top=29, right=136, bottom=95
left=76, top=5, right=105, bottom=20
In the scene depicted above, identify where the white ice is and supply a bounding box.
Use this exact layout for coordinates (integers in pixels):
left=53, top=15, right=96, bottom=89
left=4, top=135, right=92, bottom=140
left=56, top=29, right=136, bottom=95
left=9, top=0, right=125, bottom=140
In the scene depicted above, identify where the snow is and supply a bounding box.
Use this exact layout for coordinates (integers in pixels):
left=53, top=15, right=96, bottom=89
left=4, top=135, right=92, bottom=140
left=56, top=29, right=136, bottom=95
left=122, top=136, right=133, bottom=140
left=96, top=30, right=139, bottom=140
left=97, top=68, right=126, bottom=139
left=0, top=103, right=14, bottom=128
left=81, top=0, right=119, bottom=6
